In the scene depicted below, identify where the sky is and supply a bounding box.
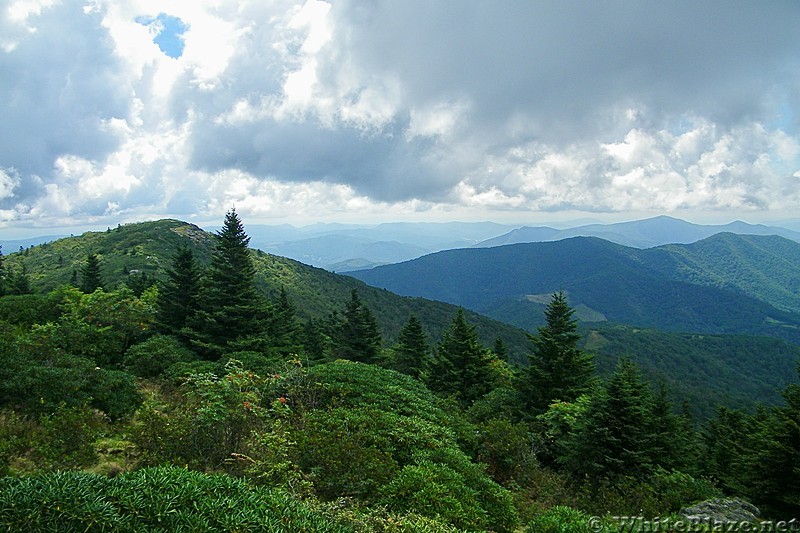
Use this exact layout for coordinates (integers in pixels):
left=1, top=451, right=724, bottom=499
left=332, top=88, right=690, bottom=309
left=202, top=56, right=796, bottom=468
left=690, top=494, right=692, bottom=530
left=1, top=0, right=800, bottom=237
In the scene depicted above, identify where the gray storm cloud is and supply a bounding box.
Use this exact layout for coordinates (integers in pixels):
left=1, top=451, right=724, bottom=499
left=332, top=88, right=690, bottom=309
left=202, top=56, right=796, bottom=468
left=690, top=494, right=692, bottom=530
left=185, top=0, right=800, bottom=202
left=0, top=2, right=132, bottom=202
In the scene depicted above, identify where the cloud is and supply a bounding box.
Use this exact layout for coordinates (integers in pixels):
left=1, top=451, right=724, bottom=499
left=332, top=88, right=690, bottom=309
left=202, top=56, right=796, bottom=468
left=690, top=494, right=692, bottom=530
left=0, top=1, right=132, bottom=182
left=0, top=0, right=799, bottom=231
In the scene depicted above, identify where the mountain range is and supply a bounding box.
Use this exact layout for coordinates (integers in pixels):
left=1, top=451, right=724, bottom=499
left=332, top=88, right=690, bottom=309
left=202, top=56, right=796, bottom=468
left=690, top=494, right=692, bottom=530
left=207, top=215, right=800, bottom=271
left=4, top=219, right=800, bottom=417
left=476, top=215, right=800, bottom=249
left=5, top=215, right=800, bottom=273
left=348, top=232, right=800, bottom=343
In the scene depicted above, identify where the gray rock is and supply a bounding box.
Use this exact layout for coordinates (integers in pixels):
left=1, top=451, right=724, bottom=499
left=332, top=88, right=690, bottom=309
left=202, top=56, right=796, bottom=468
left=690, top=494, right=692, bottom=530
left=680, top=497, right=761, bottom=526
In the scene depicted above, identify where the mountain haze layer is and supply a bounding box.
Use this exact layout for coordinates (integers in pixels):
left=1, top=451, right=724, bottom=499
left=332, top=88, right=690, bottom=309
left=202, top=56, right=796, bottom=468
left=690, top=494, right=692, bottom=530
left=476, top=215, right=800, bottom=249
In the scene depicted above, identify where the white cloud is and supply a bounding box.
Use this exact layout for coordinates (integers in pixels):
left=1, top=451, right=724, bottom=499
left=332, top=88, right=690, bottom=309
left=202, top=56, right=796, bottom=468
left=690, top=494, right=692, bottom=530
left=1, top=0, right=799, bottom=234
left=0, top=168, right=20, bottom=200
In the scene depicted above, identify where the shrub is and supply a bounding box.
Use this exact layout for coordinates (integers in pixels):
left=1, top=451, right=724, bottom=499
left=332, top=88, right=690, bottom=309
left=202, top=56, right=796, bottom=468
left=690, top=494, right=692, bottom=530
left=647, top=468, right=722, bottom=513
left=379, top=461, right=487, bottom=530
left=123, top=334, right=195, bottom=378
left=32, top=403, right=102, bottom=469
left=0, top=466, right=351, bottom=532
left=526, top=506, right=615, bottom=533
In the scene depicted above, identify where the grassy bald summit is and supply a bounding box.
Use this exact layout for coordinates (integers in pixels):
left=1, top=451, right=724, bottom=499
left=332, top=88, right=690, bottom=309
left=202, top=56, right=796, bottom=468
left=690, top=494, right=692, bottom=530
left=4, top=218, right=531, bottom=358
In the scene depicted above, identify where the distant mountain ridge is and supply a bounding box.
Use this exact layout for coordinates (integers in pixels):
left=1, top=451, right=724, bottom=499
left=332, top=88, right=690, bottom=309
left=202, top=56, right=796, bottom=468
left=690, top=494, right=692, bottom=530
left=349, top=233, right=800, bottom=344
left=207, top=221, right=516, bottom=271
left=476, top=215, right=800, bottom=248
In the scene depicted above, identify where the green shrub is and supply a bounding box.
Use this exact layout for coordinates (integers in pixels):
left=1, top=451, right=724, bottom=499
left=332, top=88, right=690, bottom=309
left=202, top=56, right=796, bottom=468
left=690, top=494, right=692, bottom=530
left=0, top=466, right=352, bottom=532
left=89, top=368, right=142, bottom=420
left=647, top=468, right=722, bottom=513
left=124, top=334, right=195, bottom=378
left=526, top=506, right=614, bottom=533
left=164, top=359, right=221, bottom=382
left=33, top=403, right=102, bottom=469
left=379, top=461, right=487, bottom=531
left=0, top=409, right=36, bottom=476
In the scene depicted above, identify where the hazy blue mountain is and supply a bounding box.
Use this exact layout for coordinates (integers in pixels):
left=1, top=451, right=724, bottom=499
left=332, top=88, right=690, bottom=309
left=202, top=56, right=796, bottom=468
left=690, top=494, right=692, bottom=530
left=476, top=215, right=800, bottom=248
left=1, top=235, right=68, bottom=252
left=221, top=221, right=516, bottom=270
left=640, top=233, right=800, bottom=314
left=257, top=235, right=430, bottom=271
left=349, top=234, right=800, bottom=343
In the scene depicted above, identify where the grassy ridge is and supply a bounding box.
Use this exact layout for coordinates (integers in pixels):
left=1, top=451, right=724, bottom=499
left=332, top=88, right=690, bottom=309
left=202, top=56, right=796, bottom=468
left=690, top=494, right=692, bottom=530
left=4, top=219, right=532, bottom=361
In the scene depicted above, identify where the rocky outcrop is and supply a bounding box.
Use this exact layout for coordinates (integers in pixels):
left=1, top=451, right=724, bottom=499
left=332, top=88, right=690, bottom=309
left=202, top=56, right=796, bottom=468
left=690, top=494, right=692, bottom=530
left=680, top=497, right=761, bottom=526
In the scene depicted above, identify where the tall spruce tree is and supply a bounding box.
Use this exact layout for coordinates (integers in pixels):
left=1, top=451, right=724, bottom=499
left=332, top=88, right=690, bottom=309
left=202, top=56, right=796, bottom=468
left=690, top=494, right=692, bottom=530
left=426, top=309, right=496, bottom=406
left=191, top=208, right=264, bottom=357
left=266, top=286, right=304, bottom=357
left=335, top=288, right=382, bottom=364
left=390, top=314, right=430, bottom=379
left=567, top=357, right=655, bottom=482
left=523, top=291, right=595, bottom=414
left=745, top=368, right=800, bottom=517
left=157, top=245, right=202, bottom=335
left=79, top=253, right=103, bottom=293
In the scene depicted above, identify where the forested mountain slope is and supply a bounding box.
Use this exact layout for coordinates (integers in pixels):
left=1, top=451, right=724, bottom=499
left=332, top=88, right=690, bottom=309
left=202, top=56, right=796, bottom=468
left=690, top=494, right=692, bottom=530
left=3, top=219, right=532, bottom=359
left=584, top=323, right=800, bottom=419
left=350, top=234, right=800, bottom=343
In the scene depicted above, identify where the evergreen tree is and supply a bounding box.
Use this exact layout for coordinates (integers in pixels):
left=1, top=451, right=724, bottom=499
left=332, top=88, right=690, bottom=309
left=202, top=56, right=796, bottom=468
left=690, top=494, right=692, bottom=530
left=523, top=291, right=595, bottom=414
left=191, top=208, right=264, bottom=357
left=10, top=264, right=32, bottom=295
left=649, top=380, right=699, bottom=473
left=334, top=288, right=382, bottom=364
left=390, top=314, right=429, bottom=379
left=492, top=337, right=508, bottom=362
left=157, top=246, right=202, bottom=335
left=302, top=318, right=329, bottom=363
left=701, top=406, right=759, bottom=497
left=126, top=271, right=155, bottom=297
left=79, top=254, right=103, bottom=294
left=744, top=369, right=800, bottom=516
left=567, top=357, right=654, bottom=482
left=426, top=309, right=497, bottom=406
left=266, top=287, right=304, bottom=357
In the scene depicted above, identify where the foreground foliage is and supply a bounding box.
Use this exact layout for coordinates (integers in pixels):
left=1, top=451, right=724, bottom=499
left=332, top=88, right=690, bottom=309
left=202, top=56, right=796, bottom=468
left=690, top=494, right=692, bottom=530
left=0, top=466, right=351, bottom=532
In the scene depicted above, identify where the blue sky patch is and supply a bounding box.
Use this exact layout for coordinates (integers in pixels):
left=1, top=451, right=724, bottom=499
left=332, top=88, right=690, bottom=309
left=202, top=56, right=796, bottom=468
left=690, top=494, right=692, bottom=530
left=135, top=13, right=188, bottom=59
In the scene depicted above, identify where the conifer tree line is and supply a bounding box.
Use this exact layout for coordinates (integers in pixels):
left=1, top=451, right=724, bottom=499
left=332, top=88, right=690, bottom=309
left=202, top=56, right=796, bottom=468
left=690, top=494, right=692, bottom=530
left=1, top=207, right=799, bottom=527
left=0, top=244, right=33, bottom=296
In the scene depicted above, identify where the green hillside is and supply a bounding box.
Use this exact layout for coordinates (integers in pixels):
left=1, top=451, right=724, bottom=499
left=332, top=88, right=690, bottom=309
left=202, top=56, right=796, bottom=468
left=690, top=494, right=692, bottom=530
left=641, top=233, right=800, bottom=314
left=583, top=323, right=800, bottom=419
left=3, top=219, right=532, bottom=360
